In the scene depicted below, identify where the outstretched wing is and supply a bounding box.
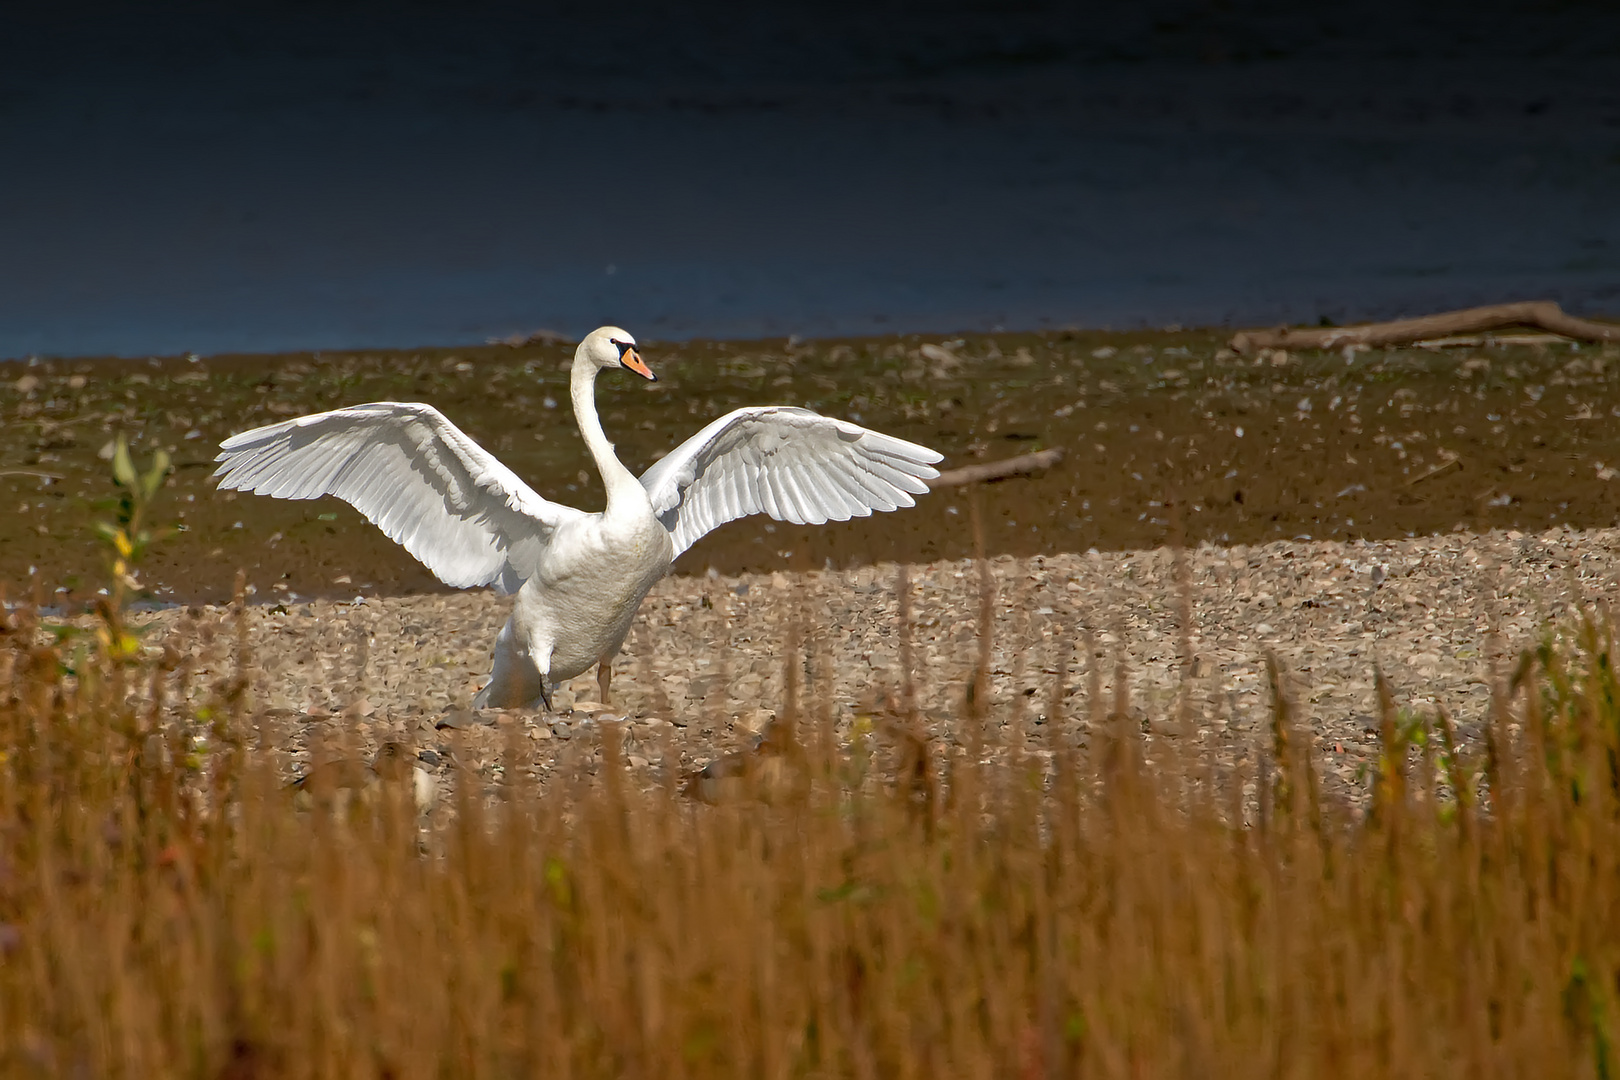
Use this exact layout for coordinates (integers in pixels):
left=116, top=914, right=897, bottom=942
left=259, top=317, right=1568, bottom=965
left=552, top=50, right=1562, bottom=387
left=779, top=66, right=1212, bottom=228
left=214, top=402, right=583, bottom=592
left=639, top=406, right=942, bottom=559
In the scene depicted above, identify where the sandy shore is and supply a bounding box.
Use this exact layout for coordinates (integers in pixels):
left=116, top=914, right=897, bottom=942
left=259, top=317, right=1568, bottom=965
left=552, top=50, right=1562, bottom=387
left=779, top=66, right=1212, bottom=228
left=118, top=524, right=1617, bottom=809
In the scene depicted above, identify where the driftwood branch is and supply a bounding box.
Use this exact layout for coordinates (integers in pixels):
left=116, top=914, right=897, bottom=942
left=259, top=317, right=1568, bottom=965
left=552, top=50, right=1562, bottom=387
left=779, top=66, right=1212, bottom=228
left=928, top=447, right=1064, bottom=489
left=1230, top=301, right=1620, bottom=354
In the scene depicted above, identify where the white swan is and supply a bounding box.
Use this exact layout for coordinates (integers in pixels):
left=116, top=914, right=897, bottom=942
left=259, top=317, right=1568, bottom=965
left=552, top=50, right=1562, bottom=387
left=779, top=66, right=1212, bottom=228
left=214, top=327, right=942, bottom=710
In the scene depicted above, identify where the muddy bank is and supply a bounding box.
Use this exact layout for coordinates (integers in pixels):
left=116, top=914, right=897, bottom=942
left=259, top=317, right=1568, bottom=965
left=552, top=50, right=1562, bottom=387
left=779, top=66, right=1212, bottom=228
left=5, top=330, right=1620, bottom=605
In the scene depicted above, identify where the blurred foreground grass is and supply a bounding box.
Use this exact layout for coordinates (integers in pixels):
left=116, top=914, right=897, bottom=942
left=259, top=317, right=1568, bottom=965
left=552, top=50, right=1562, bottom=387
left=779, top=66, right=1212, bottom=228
left=3, top=473, right=1620, bottom=1077
left=5, top=598, right=1620, bottom=1075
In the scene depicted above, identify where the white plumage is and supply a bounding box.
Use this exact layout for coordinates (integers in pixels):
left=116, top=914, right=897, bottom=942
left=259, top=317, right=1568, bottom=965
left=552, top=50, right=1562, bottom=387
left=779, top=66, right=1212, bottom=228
left=642, top=406, right=935, bottom=558
left=214, top=326, right=942, bottom=710
left=215, top=402, right=582, bottom=593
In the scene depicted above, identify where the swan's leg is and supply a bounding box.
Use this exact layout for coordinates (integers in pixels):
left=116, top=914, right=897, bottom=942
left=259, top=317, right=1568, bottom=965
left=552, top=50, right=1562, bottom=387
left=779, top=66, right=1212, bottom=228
left=596, top=659, right=612, bottom=706
left=475, top=616, right=548, bottom=710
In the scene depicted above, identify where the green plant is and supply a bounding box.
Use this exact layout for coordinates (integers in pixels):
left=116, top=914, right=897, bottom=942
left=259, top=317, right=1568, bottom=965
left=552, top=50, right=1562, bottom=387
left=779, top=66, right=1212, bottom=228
left=89, top=434, right=172, bottom=661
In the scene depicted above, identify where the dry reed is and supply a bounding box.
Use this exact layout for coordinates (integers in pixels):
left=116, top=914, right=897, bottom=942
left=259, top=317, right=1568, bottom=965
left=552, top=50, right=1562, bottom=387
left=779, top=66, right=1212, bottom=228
left=2, top=479, right=1620, bottom=1076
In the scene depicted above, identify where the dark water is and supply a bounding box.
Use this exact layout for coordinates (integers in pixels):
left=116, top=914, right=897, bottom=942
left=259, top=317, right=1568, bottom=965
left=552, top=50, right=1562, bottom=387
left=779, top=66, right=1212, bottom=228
left=2, top=0, right=1617, bottom=360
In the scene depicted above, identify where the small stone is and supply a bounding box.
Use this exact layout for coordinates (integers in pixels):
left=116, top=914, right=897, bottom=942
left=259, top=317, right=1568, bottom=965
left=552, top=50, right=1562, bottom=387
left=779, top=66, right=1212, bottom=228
left=435, top=707, right=489, bottom=731
left=411, top=768, right=437, bottom=811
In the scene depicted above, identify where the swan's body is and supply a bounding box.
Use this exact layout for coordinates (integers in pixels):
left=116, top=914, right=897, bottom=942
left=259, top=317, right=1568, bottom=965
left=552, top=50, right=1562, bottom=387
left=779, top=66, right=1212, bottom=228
left=214, top=327, right=942, bottom=710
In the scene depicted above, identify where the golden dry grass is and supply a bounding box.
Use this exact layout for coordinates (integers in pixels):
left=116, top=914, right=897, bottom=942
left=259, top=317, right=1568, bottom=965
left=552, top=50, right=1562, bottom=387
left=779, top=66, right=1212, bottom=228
left=3, top=560, right=1620, bottom=1079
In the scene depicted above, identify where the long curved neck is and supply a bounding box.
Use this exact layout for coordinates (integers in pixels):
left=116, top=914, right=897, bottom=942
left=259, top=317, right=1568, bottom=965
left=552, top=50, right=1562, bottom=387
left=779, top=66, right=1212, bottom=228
left=570, top=356, right=643, bottom=508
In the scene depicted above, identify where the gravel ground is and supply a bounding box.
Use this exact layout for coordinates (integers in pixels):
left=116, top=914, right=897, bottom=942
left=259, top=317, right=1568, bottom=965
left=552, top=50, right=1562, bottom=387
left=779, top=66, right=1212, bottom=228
left=129, top=525, right=1618, bottom=810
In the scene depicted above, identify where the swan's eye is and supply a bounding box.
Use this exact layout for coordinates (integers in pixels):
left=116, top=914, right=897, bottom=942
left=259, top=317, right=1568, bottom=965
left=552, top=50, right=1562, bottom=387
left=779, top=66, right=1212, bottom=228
left=612, top=340, right=635, bottom=357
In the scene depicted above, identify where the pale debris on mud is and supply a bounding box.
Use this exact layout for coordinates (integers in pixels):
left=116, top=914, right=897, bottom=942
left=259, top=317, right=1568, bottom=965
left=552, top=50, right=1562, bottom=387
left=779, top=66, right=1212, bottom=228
left=135, top=526, right=1619, bottom=808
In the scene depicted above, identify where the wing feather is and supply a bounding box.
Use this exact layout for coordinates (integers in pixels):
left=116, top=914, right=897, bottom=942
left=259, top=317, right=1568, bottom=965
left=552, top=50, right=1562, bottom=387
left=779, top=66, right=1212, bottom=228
left=337, top=445, right=388, bottom=502
left=741, top=456, right=763, bottom=520
left=640, top=406, right=942, bottom=559
left=839, top=463, right=900, bottom=512
left=818, top=466, right=866, bottom=519
left=723, top=458, right=745, bottom=524
left=787, top=465, right=829, bottom=523
left=760, top=468, right=786, bottom=522
left=783, top=465, right=813, bottom=522
left=795, top=462, right=845, bottom=522
left=776, top=466, right=810, bottom=524
left=818, top=470, right=874, bottom=519
left=849, top=454, right=926, bottom=495
left=718, top=459, right=741, bottom=522
left=214, top=402, right=583, bottom=592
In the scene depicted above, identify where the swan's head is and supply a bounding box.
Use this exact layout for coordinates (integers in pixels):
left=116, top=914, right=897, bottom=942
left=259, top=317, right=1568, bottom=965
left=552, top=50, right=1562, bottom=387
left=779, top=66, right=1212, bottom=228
left=578, top=326, right=656, bottom=381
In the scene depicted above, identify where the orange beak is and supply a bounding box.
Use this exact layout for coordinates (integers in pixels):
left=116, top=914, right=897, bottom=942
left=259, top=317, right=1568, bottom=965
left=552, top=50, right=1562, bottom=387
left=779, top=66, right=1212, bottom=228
left=621, top=349, right=656, bottom=381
